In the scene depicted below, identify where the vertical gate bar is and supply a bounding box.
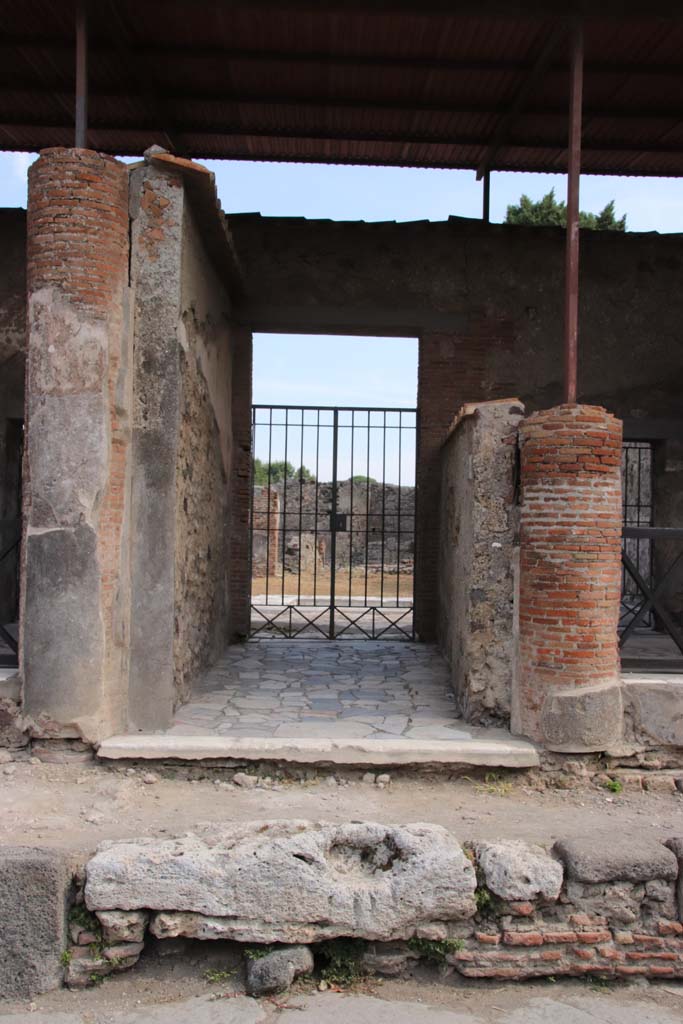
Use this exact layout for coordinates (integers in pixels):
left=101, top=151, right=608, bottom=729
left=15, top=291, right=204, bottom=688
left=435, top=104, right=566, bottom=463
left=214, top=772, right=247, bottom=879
left=563, top=19, right=584, bottom=405
left=297, top=407, right=304, bottom=606
left=396, top=410, right=402, bottom=607
left=364, top=409, right=371, bottom=607
left=313, top=409, right=321, bottom=608
left=265, top=407, right=273, bottom=607
left=482, top=169, right=491, bottom=224
left=75, top=0, right=88, bottom=149
left=329, top=409, right=339, bottom=639
left=349, top=410, right=355, bottom=607
left=380, top=410, right=387, bottom=612
left=248, top=405, right=256, bottom=633
left=281, top=407, right=289, bottom=609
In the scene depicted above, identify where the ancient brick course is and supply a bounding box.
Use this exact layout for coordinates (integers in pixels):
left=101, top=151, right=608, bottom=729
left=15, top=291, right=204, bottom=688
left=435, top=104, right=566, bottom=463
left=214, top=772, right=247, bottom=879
left=517, top=405, right=623, bottom=746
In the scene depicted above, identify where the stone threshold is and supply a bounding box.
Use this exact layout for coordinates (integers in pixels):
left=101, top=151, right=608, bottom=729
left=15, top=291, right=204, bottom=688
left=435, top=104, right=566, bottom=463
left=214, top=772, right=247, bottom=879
left=97, top=732, right=540, bottom=768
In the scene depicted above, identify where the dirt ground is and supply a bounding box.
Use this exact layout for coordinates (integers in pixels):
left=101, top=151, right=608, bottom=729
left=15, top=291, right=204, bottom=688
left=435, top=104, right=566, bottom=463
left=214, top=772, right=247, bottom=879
left=1, top=759, right=682, bottom=858
left=252, top=569, right=414, bottom=599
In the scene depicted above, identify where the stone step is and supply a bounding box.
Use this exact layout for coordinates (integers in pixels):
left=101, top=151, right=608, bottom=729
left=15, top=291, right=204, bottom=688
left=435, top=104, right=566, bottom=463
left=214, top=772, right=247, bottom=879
left=97, top=732, right=539, bottom=768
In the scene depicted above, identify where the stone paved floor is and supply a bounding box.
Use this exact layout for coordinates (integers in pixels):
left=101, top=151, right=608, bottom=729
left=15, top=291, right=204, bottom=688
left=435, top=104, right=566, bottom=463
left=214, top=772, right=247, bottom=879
left=170, top=640, right=501, bottom=742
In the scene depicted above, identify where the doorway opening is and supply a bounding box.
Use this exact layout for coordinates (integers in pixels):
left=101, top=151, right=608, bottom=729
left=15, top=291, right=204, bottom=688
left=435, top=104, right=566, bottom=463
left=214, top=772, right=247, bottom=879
left=248, top=333, right=418, bottom=641
left=249, top=404, right=417, bottom=640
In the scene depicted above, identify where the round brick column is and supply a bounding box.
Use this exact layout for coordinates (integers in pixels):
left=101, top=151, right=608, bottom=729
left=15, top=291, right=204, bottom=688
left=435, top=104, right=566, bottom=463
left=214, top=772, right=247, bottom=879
left=515, top=404, right=623, bottom=751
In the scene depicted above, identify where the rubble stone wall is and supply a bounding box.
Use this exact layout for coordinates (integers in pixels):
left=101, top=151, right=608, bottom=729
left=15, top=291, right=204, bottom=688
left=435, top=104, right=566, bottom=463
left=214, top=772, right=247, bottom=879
left=251, top=480, right=415, bottom=579
left=173, top=199, right=235, bottom=704
left=439, top=400, right=523, bottom=725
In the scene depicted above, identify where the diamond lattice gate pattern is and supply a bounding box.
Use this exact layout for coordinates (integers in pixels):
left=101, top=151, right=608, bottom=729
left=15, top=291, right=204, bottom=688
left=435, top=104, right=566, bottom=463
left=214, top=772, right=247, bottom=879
left=250, top=406, right=417, bottom=639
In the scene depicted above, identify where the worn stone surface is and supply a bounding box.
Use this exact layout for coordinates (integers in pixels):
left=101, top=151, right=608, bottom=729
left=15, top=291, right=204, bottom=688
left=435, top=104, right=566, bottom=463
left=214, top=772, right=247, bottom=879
left=439, top=400, right=524, bottom=726
left=361, top=941, right=417, bottom=976
left=0, top=846, right=72, bottom=998
left=475, top=840, right=563, bottom=902
left=623, top=679, right=683, bottom=749
left=96, top=909, right=149, bottom=944
left=539, top=682, right=625, bottom=754
left=128, top=159, right=184, bottom=732
left=665, top=838, right=683, bottom=920
left=553, top=836, right=678, bottom=883
left=85, top=821, right=477, bottom=941
left=244, top=944, right=313, bottom=995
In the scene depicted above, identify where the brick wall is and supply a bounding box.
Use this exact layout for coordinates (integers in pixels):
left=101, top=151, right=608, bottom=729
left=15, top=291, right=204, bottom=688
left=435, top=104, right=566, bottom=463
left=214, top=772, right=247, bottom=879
left=516, top=405, right=623, bottom=749
left=23, top=148, right=131, bottom=739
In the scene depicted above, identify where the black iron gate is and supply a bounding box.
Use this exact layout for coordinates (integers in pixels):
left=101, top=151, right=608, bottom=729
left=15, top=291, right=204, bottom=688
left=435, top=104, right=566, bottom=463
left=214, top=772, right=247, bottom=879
left=249, top=405, right=417, bottom=639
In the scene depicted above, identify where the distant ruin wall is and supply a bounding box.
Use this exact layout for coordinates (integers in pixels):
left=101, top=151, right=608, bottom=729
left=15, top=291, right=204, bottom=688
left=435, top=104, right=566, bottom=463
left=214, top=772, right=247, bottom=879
left=250, top=480, right=415, bottom=582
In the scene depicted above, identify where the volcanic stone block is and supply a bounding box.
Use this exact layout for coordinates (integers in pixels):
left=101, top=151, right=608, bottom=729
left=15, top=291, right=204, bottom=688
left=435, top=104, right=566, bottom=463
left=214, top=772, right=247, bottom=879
left=85, top=821, right=477, bottom=943
left=475, top=840, right=563, bottom=902
left=0, top=846, right=72, bottom=998
left=245, top=945, right=314, bottom=996
left=665, top=838, right=683, bottom=919
left=554, top=836, right=678, bottom=884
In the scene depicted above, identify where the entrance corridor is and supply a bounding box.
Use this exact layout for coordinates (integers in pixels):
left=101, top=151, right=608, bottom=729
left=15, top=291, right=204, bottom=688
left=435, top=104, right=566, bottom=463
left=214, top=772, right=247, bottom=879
left=98, top=641, right=539, bottom=766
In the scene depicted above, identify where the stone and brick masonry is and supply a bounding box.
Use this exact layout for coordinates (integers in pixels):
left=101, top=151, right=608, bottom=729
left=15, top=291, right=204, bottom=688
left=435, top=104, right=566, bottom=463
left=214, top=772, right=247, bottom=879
left=4, top=821, right=683, bottom=997
left=516, top=404, right=624, bottom=751
left=44, top=822, right=683, bottom=991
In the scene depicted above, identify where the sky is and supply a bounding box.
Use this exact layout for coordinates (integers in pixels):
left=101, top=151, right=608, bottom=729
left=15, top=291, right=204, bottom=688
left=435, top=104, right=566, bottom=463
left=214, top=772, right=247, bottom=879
left=3, top=148, right=683, bottom=432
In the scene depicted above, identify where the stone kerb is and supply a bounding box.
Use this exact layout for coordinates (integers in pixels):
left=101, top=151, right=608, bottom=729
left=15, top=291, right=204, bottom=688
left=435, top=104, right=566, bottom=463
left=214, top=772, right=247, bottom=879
left=73, top=823, right=683, bottom=988
left=6, top=823, right=683, bottom=995
left=515, top=404, right=624, bottom=751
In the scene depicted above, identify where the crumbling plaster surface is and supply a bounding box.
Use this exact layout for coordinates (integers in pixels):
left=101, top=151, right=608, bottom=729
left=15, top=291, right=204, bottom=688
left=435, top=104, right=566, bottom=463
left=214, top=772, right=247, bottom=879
left=439, top=400, right=523, bottom=725
left=174, top=199, right=234, bottom=705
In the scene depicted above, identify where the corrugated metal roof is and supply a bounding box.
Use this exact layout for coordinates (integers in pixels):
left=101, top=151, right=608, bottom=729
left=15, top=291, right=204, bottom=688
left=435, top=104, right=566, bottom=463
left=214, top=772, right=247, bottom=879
left=3, top=2, right=683, bottom=176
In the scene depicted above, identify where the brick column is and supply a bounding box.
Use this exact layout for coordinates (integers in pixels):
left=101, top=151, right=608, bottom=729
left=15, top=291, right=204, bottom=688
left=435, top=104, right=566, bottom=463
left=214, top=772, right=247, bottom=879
left=514, top=404, right=624, bottom=751
left=22, top=149, right=131, bottom=741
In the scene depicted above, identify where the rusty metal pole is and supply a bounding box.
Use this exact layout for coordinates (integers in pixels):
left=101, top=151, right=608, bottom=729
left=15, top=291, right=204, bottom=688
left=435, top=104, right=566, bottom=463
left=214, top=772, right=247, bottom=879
left=75, top=0, right=88, bottom=148
left=563, top=21, right=583, bottom=404
left=482, top=170, right=491, bottom=223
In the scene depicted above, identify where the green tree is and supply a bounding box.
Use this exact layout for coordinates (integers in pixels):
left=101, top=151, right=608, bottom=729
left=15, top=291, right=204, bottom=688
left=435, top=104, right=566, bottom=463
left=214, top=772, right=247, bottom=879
left=252, top=459, right=315, bottom=484
left=350, top=475, right=377, bottom=484
left=505, top=189, right=626, bottom=231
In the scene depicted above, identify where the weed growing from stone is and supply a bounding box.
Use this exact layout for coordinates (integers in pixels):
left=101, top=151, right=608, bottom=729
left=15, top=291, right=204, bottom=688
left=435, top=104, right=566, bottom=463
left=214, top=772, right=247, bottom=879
left=204, top=967, right=236, bottom=983
left=476, top=772, right=513, bottom=797
left=59, top=950, right=72, bottom=967
left=603, top=778, right=623, bottom=794
left=317, top=939, right=367, bottom=987
left=243, top=945, right=275, bottom=961
left=68, top=904, right=101, bottom=933
left=474, top=886, right=494, bottom=913
left=406, top=937, right=464, bottom=963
